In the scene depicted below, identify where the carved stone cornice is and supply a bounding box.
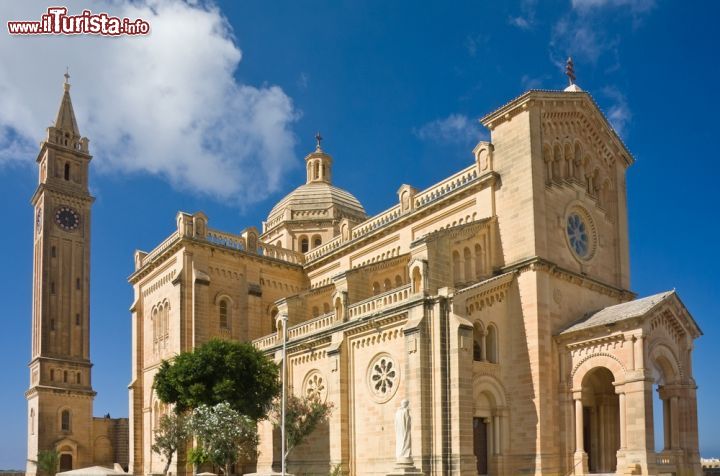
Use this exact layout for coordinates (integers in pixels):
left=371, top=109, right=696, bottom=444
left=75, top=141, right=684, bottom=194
left=501, top=256, right=635, bottom=301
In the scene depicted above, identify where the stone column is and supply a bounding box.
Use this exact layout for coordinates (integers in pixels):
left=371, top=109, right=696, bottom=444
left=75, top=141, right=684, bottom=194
left=618, top=392, right=626, bottom=449
left=573, top=394, right=588, bottom=474
left=670, top=396, right=679, bottom=450
left=493, top=415, right=501, bottom=455
left=480, top=331, right=487, bottom=362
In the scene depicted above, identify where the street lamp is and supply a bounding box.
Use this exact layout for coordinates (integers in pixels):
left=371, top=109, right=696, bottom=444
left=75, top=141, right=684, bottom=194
left=277, top=313, right=289, bottom=476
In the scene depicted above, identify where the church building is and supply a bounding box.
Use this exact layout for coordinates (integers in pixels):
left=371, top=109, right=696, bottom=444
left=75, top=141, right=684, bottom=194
left=26, top=75, right=128, bottom=473
left=125, top=72, right=702, bottom=476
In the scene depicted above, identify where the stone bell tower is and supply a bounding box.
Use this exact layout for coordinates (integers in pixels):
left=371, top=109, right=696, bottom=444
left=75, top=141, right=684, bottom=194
left=26, top=73, right=96, bottom=474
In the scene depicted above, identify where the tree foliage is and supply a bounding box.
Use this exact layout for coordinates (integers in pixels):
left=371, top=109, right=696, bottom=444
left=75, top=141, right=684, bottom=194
left=153, top=339, right=280, bottom=419
left=270, top=393, right=333, bottom=458
left=189, top=402, right=258, bottom=475
left=151, top=412, right=189, bottom=475
left=29, top=450, right=59, bottom=476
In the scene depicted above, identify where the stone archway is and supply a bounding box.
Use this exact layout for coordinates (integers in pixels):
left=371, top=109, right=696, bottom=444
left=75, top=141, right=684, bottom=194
left=581, top=367, right=620, bottom=473
left=472, top=375, right=508, bottom=475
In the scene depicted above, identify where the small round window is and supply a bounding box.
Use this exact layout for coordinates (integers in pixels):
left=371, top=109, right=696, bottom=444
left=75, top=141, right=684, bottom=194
left=566, top=211, right=593, bottom=260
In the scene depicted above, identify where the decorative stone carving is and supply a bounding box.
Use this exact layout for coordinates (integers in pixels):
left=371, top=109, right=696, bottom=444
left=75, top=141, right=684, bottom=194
left=303, top=370, right=327, bottom=403
left=367, top=353, right=399, bottom=403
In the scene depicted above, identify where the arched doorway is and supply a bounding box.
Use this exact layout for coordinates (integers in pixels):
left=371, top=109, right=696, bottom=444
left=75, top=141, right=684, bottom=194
left=473, top=376, right=507, bottom=475
left=59, top=451, right=73, bottom=472
left=581, top=367, right=619, bottom=473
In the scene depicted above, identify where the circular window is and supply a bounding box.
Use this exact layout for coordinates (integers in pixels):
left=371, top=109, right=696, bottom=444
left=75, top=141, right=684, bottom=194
left=565, top=209, right=595, bottom=261
left=367, top=354, right=399, bottom=403
left=302, top=370, right=327, bottom=403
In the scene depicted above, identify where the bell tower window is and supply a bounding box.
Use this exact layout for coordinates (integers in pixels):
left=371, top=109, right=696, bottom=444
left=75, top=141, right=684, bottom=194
left=64, top=163, right=70, bottom=181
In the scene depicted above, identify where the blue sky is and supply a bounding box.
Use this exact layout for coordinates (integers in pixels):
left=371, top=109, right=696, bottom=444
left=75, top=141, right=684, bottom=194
left=1, top=0, right=719, bottom=468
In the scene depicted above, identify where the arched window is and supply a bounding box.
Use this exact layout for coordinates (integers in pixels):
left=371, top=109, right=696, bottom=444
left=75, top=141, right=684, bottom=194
left=219, top=299, right=229, bottom=329
left=474, top=244, right=483, bottom=279
left=372, top=282, right=381, bottom=295
left=30, top=409, right=35, bottom=435
left=463, top=247, right=472, bottom=282
left=486, top=325, right=498, bottom=364
left=383, top=278, right=392, bottom=291
left=63, top=370, right=68, bottom=383
left=395, top=275, right=403, bottom=287
left=313, top=235, right=322, bottom=248
left=473, top=322, right=485, bottom=362
left=270, top=307, right=279, bottom=332
left=314, top=161, right=319, bottom=180
left=76, top=372, right=81, bottom=384
left=452, top=250, right=461, bottom=283
left=412, top=267, right=422, bottom=294
left=334, top=297, right=343, bottom=321
left=300, top=236, right=309, bottom=253
left=50, top=369, right=55, bottom=381
left=64, top=163, right=70, bottom=181
left=61, top=409, right=71, bottom=432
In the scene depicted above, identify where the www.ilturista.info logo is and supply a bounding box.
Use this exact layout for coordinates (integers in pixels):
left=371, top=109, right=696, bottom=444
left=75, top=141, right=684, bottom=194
left=7, top=7, right=150, bottom=36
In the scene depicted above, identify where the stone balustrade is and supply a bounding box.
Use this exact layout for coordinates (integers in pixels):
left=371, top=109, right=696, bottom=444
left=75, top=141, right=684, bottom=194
left=347, top=284, right=411, bottom=320
left=253, top=311, right=339, bottom=350
left=140, top=232, right=179, bottom=267
left=206, top=228, right=246, bottom=251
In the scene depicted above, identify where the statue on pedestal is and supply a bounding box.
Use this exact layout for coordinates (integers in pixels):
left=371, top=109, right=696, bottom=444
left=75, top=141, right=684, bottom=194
left=395, top=399, right=412, bottom=463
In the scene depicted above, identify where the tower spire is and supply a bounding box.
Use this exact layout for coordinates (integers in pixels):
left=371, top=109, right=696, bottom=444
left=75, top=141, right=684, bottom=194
left=54, top=69, right=81, bottom=137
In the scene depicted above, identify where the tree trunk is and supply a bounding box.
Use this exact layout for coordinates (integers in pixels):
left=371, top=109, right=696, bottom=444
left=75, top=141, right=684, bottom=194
left=163, top=451, right=174, bottom=475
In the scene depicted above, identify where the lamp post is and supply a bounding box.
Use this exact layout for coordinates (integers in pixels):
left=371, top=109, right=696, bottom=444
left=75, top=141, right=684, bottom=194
left=277, top=313, right=289, bottom=476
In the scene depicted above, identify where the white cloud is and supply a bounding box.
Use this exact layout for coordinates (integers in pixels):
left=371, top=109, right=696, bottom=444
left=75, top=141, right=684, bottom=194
left=508, top=0, right=537, bottom=30
left=0, top=1, right=299, bottom=204
left=415, top=114, right=486, bottom=146
left=571, top=0, right=655, bottom=12
left=602, top=86, right=631, bottom=137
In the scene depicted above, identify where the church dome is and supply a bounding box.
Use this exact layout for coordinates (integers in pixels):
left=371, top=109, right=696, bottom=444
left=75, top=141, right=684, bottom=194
left=265, top=136, right=366, bottom=231
left=267, top=181, right=366, bottom=224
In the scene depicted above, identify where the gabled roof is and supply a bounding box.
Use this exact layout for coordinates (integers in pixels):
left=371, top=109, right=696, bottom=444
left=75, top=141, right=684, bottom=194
left=561, top=290, right=701, bottom=337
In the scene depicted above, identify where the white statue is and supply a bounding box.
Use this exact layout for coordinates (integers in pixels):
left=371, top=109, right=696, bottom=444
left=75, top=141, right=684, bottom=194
left=395, top=399, right=412, bottom=463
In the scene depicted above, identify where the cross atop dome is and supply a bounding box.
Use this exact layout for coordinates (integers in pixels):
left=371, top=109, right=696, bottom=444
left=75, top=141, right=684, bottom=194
left=315, top=131, right=323, bottom=151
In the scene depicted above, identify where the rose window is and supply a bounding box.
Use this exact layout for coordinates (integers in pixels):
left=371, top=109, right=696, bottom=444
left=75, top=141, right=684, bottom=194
left=566, top=212, right=590, bottom=259
left=368, top=354, right=398, bottom=401
left=303, top=371, right=327, bottom=402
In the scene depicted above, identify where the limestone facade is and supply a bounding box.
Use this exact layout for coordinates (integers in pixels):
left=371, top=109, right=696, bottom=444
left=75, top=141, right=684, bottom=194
left=129, top=87, right=702, bottom=475
left=26, top=78, right=128, bottom=474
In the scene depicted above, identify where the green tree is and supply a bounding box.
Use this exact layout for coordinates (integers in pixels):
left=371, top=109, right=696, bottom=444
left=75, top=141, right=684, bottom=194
left=189, top=402, right=258, bottom=475
left=153, top=339, right=280, bottom=419
left=151, top=412, right=189, bottom=475
left=28, top=449, right=59, bottom=476
left=271, top=394, right=333, bottom=459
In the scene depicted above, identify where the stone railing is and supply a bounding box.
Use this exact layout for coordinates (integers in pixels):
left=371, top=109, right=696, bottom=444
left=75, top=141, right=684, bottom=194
left=141, top=231, right=179, bottom=267
left=305, top=165, right=483, bottom=264
left=253, top=311, right=338, bottom=350
left=305, top=236, right=343, bottom=261
left=351, top=205, right=402, bottom=239
left=414, top=165, right=479, bottom=207
left=287, top=312, right=337, bottom=340
left=347, top=284, right=412, bottom=320
left=253, top=333, right=279, bottom=350
left=656, top=454, right=676, bottom=466
left=206, top=228, right=246, bottom=251
left=259, top=242, right=305, bottom=265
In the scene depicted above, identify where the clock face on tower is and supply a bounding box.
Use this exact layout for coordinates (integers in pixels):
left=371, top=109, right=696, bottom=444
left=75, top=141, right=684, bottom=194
left=55, top=206, right=80, bottom=231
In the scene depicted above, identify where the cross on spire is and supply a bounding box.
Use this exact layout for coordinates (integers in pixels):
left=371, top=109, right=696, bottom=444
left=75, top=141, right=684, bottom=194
left=63, top=67, right=71, bottom=92
left=315, top=131, right=323, bottom=150
left=565, top=57, right=576, bottom=86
